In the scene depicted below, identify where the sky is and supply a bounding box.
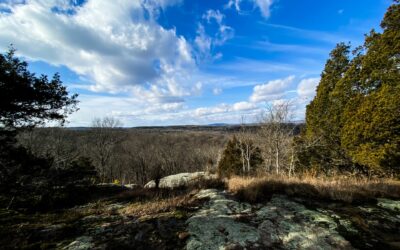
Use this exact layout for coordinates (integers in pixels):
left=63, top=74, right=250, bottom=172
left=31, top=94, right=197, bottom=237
left=0, top=0, right=393, bottom=126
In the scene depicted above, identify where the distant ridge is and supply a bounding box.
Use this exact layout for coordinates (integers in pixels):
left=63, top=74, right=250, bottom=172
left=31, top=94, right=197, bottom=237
left=208, top=123, right=230, bottom=126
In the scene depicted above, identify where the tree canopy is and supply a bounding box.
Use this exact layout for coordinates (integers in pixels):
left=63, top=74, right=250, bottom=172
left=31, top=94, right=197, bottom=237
left=300, top=1, right=400, bottom=175
left=0, top=47, right=78, bottom=128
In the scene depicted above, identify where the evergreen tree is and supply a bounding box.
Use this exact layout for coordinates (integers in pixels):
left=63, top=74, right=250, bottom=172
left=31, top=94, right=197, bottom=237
left=340, top=1, right=400, bottom=174
left=303, top=43, right=352, bottom=172
left=218, top=136, right=263, bottom=177
left=300, top=1, right=400, bottom=175
left=218, top=136, right=243, bottom=177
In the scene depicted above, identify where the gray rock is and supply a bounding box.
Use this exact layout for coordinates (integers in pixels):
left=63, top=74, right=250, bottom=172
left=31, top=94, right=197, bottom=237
left=144, top=172, right=217, bottom=189
left=257, top=196, right=353, bottom=249
left=63, top=236, right=93, bottom=250
left=377, top=198, right=400, bottom=212
left=186, top=189, right=260, bottom=250
left=186, top=190, right=353, bottom=250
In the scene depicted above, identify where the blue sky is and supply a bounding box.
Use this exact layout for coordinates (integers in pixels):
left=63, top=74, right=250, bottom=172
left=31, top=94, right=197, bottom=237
left=0, top=0, right=392, bottom=126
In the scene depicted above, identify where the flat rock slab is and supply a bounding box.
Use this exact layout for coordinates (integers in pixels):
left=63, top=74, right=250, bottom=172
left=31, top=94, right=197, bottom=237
left=187, top=189, right=259, bottom=250
left=186, top=189, right=354, bottom=250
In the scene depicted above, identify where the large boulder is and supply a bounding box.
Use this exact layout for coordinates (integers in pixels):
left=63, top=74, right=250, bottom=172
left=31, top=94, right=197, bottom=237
left=144, top=172, right=217, bottom=189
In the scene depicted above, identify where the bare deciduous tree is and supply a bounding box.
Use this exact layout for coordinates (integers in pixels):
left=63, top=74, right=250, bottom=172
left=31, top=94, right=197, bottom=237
left=236, top=117, right=259, bottom=174
left=89, top=117, right=124, bottom=182
left=258, top=101, right=295, bottom=176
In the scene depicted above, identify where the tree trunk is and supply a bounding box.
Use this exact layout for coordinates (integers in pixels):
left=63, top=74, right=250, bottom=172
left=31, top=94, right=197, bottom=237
left=275, top=148, right=280, bottom=175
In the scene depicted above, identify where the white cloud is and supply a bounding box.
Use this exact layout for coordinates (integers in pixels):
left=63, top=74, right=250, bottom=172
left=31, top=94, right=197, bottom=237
left=203, top=9, right=224, bottom=24
left=213, top=87, right=223, bottom=95
left=0, top=0, right=195, bottom=95
left=226, top=0, right=274, bottom=18
left=254, top=0, right=273, bottom=18
left=226, top=0, right=241, bottom=12
left=195, top=104, right=230, bottom=117
left=195, top=9, right=234, bottom=61
left=194, top=101, right=258, bottom=117
left=232, top=101, right=256, bottom=111
left=250, top=75, right=295, bottom=103
left=297, top=77, right=320, bottom=101
left=195, top=24, right=212, bottom=58
left=67, top=74, right=319, bottom=126
left=68, top=93, right=188, bottom=126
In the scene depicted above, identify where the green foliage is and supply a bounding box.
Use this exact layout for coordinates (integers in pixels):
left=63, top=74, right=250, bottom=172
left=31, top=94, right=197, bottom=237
left=0, top=46, right=78, bottom=128
left=341, top=85, right=400, bottom=172
left=218, top=137, right=242, bottom=177
left=302, top=43, right=352, bottom=171
left=340, top=2, right=400, bottom=174
left=0, top=47, right=90, bottom=210
left=299, top=1, right=400, bottom=176
left=218, top=136, right=263, bottom=177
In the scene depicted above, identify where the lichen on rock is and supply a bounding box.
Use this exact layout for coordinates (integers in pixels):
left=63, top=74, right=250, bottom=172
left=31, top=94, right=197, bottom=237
left=186, top=190, right=354, bottom=250
left=186, top=189, right=260, bottom=250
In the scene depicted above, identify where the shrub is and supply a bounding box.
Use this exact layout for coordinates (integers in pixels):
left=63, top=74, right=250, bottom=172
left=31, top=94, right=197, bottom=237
left=218, top=136, right=263, bottom=177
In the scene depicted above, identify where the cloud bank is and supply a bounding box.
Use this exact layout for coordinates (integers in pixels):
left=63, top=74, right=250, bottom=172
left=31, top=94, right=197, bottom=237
left=0, top=0, right=194, bottom=96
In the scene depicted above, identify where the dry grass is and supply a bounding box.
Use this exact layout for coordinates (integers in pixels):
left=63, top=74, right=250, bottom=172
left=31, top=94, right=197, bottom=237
left=120, top=191, right=199, bottom=217
left=227, top=175, right=400, bottom=203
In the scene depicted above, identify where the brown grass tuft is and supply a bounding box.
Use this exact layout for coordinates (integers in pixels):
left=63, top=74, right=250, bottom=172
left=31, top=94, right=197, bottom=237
left=227, top=175, right=400, bottom=204
left=120, top=191, right=200, bottom=217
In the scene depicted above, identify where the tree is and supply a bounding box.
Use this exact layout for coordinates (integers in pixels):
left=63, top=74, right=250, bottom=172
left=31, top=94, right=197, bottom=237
left=300, top=1, right=400, bottom=176
left=340, top=1, right=400, bottom=174
left=88, top=117, right=124, bottom=182
left=0, top=47, right=93, bottom=210
left=0, top=46, right=79, bottom=185
left=0, top=47, right=78, bottom=128
left=258, top=101, right=295, bottom=175
left=218, top=136, right=263, bottom=177
left=236, top=119, right=262, bottom=174
left=302, top=43, right=352, bottom=172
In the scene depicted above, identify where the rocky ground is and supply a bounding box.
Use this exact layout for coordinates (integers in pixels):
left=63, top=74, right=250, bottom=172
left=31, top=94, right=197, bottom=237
left=1, top=186, right=399, bottom=249
left=186, top=189, right=400, bottom=249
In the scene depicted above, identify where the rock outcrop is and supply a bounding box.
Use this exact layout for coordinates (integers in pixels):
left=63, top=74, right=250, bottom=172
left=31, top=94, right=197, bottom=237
left=144, top=172, right=217, bottom=189
left=186, top=189, right=354, bottom=250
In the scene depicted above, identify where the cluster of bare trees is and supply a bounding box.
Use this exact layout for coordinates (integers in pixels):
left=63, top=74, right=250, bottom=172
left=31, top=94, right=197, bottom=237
left=17, top=118, right=227, bottom=185
left=235, top=122, right=262, bottom=175
left=258, top=102, right=297, bottom=176
left=18, top=101, right=304, bottom=182
left=234, top=101, right=300, bottom=177
left=17, top=127, right=83, bottom=169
